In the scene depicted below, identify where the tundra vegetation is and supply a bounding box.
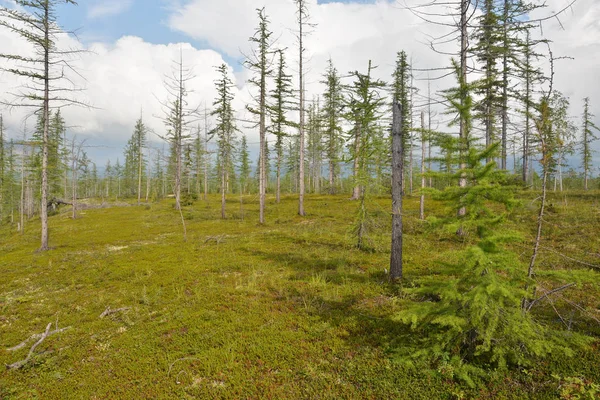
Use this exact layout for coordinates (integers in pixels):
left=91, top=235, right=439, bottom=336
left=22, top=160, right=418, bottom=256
left=0, top=0, right=599, bottom=398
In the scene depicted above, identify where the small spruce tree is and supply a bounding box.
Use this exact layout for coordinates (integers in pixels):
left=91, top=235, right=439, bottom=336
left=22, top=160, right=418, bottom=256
left=396, top=63, right=590, bottom=384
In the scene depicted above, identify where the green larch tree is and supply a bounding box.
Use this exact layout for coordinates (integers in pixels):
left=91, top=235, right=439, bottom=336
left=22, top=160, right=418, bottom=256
left=321, top=59, right=344, bottom=194
left=268, top=49, right=295, bottom=203
left=239, top=134, right=251, bottom=194
left=581, top=97, right=598, bottom=190
left=245, top=8, right=274, bottom=224
left=344, top=60, right=387, bottom=249
left=212, top=64, right=238, bottom=219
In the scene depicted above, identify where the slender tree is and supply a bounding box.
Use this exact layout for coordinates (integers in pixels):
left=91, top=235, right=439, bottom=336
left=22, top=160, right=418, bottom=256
left=134, top=116, right=147, bottom=204
left=69, top=137, right=86, bottom=219
left=549, top=91, right=576, bottom=192
left=321, top=59, right=344, bottom=194
left=471, top=0, right=502, bottom=161
left=212, top=64, right=238, bottom=219
left=306, top=99, right=323, bottom=194
left=159, top=50, right=196, bottom=215
left=48, top=110, right=65, bottom=198
left=344, top=60, right=386, bottom=249
left=245, top=8, right=274, bottom=224
left=419, top=111, right=426, bottom=220
left=123, top=115, right=147, bottom=202
left=239, top=135, right=251, bottom=194
left=516, top=32, right=545, bottom=184
left=0, top=0, right=81, bottom=251
left=390, top=101, right=404, bottom=281
left=581, top=97, right=598, bottom=190
left=294, top=0, right=312, bottom=216
left=392, top=51, right=411, bottom=194
left=0, top=115, right=5, bottom=223
left=268, top=49, right=295, bottom=203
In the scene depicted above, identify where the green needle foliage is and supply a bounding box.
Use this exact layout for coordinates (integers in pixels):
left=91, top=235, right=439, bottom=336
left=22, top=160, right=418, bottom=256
left=343, top=60, right=386, bottom=250
left=395, top=62, right=592, bottom=385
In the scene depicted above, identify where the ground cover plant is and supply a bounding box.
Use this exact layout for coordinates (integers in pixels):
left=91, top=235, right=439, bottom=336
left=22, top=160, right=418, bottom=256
left=1, top=193, right=598, bottom=399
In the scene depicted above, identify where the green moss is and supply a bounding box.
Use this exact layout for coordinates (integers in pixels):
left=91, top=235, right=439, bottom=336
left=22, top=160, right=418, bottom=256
left=0, top=193, right=598, bottom=398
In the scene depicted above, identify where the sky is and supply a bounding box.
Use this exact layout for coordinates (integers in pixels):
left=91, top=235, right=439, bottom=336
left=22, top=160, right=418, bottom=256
left=0, top=0, right=598, bottom=172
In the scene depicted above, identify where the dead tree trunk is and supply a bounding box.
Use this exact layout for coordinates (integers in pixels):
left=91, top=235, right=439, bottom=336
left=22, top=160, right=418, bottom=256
left=351, top=122, right=361, bottom=200
left=420, top=111, right=426, bottom=220
left=390, top=101, right=404, bottom=281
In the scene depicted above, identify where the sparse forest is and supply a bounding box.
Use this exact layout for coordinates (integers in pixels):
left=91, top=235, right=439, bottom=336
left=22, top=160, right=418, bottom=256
left=0, top=0, right=599, bottom=398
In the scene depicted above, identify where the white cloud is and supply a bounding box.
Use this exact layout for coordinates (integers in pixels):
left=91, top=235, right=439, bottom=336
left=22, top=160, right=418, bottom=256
left=0, top=27, right=240, bottom=160
left=88, top=0, right=134, bottom=19
left=168, top=0, right=600, bottom=166
left=0, top=0, right=598, bottom=171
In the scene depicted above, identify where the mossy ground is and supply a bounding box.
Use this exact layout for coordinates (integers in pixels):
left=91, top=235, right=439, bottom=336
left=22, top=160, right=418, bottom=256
left=0, top=192, right=599, bottom=399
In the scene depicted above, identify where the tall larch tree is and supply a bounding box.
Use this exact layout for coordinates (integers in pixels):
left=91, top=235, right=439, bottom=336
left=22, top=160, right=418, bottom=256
left=133, top=115, right=147, bottom=204
left=306, top=99, right=323, bottom=193
left=517, top=31, right=545, bottom=184
left=294, top=0, right=312, bottom=216
left=344, top=60, right=386, bottom=249
left=48, top=110, right=65, bottom=198
left=160, top=51, right=196, bottom=212
left=0, top=115, right=5, bottom=223
left=245, top=8, right=274, bottom=224
left=581, top=97, right=598, bottom=190
left=472, top=0, right=502, bottom=161
left=321, top=59, right=344, bottom=194
left=0, top=0, right=80, bottom=251
left=212, top=64, right=238, bottom=219
left=269, top=49, right=295, bottom=203
left=239, top=135, right=251, bottom=195
left=497, top=0, right=542, bottom=170
left=392, top=51, right=411, bottom=192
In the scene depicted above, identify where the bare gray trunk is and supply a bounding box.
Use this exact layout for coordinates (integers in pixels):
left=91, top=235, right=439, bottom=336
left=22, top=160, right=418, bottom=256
left=390, top=101, right=404, bottom=281
left=458, top=0, right=468, bottom=218
left=351, top=123, right=361, bottom=200
left=420, top=111, right=426, bottom=220
left=298, top=2, right=306, bottom=216
left=40, top=5, right=50, bottom=250
left=501, top=0, right=509, bottom=170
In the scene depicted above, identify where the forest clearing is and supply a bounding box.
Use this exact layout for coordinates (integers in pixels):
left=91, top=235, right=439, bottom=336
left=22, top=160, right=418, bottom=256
left=1, top=193, right=599, bottom=399
left=1, top=0, right=600, bottom=398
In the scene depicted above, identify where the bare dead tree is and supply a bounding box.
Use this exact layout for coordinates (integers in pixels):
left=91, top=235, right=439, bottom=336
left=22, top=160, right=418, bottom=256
left=0, top=0, right=86, bottom=251
left=293, top=0, right=315, bottom=217
left=420, top=111, right=426, bottom=220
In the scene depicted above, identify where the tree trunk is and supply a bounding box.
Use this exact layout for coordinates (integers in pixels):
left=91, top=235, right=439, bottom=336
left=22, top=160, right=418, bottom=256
left=390, top=101, right=404, bottom=281
left=501, top=0, right=509, bottom=170
left=20, top=142, right=26, bottom=234
left=523, top=33, right=532, bottom=184
left=420, top=111, right=426, bottom=220
left=351, top=123, right=361, bottom=200
left=298, top=3, right=306, bottom=217
left=276, top=150, right=281, bottom=203
left=259, top=73, right=266, bottom=224
left=137, top=141, right=143, bottom=205
left=458, top=0, right=468, bottom=219
left=204, top=107, right=209, bottom=200
left=329, top=158, right=335, bottom=194
left=428, top=80, right=433, bottom=188
left=71, top=142, right=77, bottom=220
left=221, top=163, right=226, bottom=219
left=40, top=5, right=50, bottom=251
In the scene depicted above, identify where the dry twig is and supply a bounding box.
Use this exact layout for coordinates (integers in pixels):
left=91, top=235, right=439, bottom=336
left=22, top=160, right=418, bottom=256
left=99, top=306, right=131, bottom=319
left=6, top=323, right=59, bottom=370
